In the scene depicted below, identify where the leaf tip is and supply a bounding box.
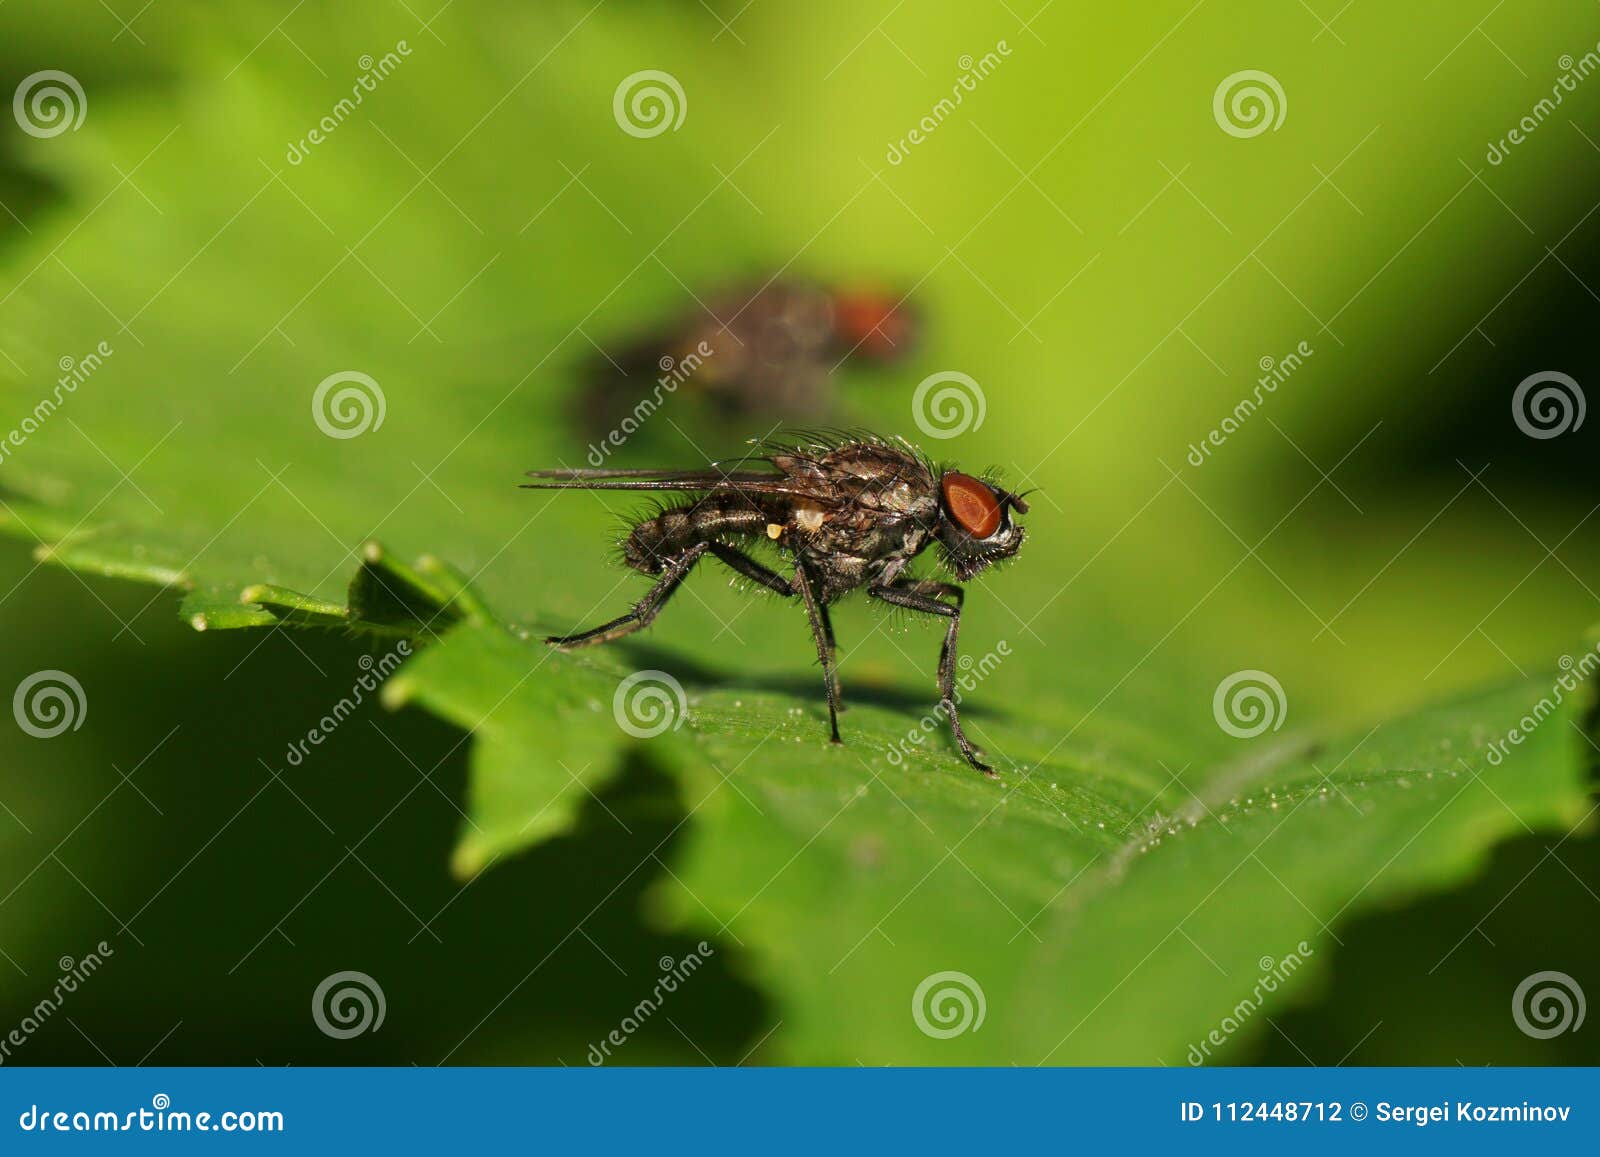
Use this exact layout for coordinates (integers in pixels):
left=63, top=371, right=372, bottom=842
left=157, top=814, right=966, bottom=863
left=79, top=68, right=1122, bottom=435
left=449, top=842, right=487, bottom=881
left=380, top=677, right=413, bottom=711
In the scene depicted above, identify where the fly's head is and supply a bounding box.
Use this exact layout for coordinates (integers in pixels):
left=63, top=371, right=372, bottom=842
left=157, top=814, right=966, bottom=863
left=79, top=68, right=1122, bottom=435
left=933, top=471, right=1029, bottom=580
left=831, top=288, right=917, bottom=363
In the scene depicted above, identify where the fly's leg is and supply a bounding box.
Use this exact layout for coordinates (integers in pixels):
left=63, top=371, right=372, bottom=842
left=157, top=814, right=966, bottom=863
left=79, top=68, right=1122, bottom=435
left=868, top=580, right=991, bottom=775
left=706, top=542, right=793, bottom=597
left=548, top=541, right=792, bottom=648
left=545, top=543, right=709, bottom=648
left=792, top=564, right=843, bottom=745
left=816, top=600, right=837, bottom=653
left=708, top=544, right=847, bottom=716
left=816, top=600, right=843, bottom=711
left=896, top=579, right=963, bottom=608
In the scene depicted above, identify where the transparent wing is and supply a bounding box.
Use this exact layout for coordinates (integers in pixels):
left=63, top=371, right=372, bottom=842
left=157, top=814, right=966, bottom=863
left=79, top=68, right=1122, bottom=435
left=520, top=462, right=841, bottom=504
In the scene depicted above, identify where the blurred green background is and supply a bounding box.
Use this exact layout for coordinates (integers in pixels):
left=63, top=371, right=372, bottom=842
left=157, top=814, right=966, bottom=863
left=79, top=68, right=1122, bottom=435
left=1, top=0, right=1597, bottom=1064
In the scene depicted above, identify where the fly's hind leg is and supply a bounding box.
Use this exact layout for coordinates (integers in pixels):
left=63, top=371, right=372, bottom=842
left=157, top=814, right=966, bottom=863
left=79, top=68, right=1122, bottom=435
left=706, top=542, right=793, bottom=597
left=545, top=543, right=709, bottom=649
left=792, top=564, right=843, bottom=745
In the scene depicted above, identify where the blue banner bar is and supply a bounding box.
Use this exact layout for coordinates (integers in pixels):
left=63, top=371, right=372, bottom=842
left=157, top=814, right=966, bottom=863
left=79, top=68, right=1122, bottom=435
left=1, top=1067, right=1594, bottom=1153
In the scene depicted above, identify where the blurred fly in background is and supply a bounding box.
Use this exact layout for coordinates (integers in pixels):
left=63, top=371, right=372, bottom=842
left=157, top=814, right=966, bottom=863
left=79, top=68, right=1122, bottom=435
left=577, top=279, right=917, bottom=436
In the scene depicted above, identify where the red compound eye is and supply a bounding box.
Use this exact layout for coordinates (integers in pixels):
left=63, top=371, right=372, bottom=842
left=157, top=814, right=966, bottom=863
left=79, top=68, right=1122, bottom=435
left=942, top=472, right=1002, bottom=538
left=832, top=289, right=914, bottom=361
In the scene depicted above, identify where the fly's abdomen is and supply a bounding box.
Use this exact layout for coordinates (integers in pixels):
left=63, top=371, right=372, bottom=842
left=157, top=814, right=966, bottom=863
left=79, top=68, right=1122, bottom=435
left=623, top=503, right=768, bottom=573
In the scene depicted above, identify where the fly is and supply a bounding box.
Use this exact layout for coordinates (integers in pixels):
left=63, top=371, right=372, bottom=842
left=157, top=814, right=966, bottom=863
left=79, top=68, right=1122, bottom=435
left=582, top=281, right=917, bottom=427
left=524, top=432, right=1028, bottom=774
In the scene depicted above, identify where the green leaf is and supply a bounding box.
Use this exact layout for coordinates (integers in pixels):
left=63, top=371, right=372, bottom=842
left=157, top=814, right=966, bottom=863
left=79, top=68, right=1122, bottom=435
left=384, top=622, right=1593, bottom=1062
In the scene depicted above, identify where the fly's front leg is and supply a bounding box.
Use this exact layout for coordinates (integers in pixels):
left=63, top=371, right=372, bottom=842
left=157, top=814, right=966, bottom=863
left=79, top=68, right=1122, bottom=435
left=896, top=578, right=963, bottom=608
left=792, top=564, right=843, bottom=744
left=545, top=543, right=709, bottom=649
left=869, top=580, right=991, bottom=774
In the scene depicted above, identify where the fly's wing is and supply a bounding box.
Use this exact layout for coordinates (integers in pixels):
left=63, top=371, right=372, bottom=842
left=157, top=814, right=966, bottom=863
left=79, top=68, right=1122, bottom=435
left=521, top=459, right=843, bottom=504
